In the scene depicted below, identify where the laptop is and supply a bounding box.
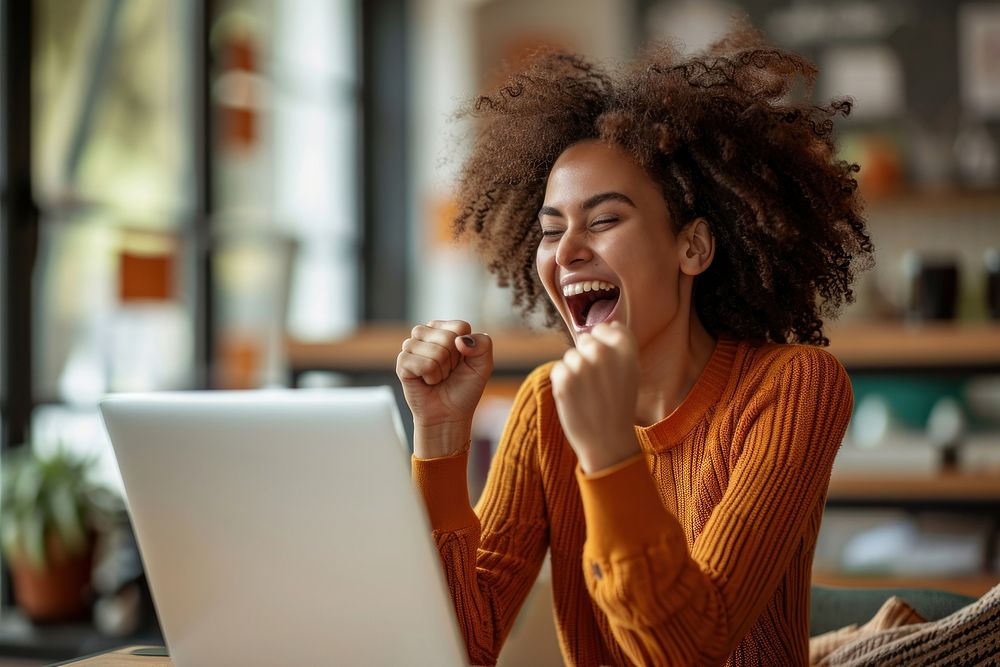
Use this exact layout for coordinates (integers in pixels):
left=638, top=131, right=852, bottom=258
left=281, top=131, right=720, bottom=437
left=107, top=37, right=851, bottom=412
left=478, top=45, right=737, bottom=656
left=99, top=387, right=467, bottom=666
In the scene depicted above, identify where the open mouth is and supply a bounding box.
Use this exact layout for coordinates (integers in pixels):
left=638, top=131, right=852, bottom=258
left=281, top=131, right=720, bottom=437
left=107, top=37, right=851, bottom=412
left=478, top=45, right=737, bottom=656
left=563, top=281, right=621, bottom=329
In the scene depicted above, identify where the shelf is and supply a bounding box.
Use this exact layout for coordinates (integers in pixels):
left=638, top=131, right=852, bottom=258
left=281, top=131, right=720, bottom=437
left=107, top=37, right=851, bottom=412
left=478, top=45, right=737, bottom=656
left=825, top=322, right=1000, bottom=373
left=811, top=572, right=999, bottom=599
left=287, top=321, right=1000, bottom=377
left=288, top=324, right=569, bottom=377
left=825, top=469, right=1000, bottom=511
left=865, top=188, right=1000, bottom=216
left=827, top=470, right=1000, bottom=504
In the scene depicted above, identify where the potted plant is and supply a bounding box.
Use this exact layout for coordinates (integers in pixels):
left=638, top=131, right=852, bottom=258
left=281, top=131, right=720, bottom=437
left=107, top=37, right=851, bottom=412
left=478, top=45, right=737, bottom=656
left=1, top=445, right=115, bottom=622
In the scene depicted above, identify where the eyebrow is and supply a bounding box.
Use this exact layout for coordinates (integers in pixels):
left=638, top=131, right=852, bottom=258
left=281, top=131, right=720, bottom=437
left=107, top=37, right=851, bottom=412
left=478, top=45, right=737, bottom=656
left=538, top=191, right=637, bottom=220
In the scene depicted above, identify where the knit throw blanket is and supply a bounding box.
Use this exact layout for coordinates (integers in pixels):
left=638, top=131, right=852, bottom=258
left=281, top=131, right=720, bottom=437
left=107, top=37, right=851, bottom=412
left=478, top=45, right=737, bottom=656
left=810, top=584, right=999, bottom=666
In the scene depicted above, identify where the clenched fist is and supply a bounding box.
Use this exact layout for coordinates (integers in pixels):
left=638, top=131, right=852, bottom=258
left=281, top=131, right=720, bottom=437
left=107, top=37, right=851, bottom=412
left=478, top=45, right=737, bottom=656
left=396, top=320, right=493, bottom=459
left=550, top=322, right=641, bottom=473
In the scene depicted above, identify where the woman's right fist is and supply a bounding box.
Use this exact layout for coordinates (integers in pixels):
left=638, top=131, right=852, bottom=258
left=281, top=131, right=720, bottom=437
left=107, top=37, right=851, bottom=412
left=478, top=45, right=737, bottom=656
left=396, top=320, right=494, bottom=452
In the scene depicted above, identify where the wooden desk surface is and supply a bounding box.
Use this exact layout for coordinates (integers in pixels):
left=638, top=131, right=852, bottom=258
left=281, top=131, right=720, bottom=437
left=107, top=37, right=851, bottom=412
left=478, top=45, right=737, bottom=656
left=66, top=646, right=169, bottom=665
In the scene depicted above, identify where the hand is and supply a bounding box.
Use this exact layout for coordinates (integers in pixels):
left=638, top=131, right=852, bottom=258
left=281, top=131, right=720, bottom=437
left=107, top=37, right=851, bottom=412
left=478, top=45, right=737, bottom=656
left=396, top=320, right=493, bottom=458
left=549, top=323, right=640, bottom=473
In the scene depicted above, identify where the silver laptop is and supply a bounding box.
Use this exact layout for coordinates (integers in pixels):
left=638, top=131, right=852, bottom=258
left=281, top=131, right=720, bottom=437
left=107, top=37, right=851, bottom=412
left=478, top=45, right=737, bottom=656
left=99, top=388, right=467, bottom=666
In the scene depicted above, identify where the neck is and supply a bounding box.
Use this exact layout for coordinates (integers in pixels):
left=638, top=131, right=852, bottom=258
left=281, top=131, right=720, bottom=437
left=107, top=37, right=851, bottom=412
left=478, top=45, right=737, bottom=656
left=634, top=310, right=716, bottom=427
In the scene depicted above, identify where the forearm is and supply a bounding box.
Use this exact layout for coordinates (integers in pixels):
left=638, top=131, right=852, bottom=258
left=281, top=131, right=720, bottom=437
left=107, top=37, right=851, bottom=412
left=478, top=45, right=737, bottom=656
left=577, top=458, right=730, bottom=665
left=412, top=450, right=548, bottom=665
left=412, top=452, right=494, bottom=663
left=412, top=451, right=478, bottom=533
left=411, top=364, right=552, bottom=664
left=413, top=420, right=472, bottom=460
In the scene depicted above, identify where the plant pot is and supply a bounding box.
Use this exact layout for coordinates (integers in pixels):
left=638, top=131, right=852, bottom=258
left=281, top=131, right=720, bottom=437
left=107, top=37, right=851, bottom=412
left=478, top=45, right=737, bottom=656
left=9, top=533, right=94, bottom=623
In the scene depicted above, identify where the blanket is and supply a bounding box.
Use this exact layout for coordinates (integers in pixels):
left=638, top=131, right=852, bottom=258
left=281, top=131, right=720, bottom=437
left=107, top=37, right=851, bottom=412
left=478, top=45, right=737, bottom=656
left=810, top=584, right=999, bottom=666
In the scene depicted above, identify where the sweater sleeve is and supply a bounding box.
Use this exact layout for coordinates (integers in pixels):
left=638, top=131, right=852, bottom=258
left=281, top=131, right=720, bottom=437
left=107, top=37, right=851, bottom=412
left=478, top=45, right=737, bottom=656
left=577, top=348, right=853, bottom=665
left=411, top=367, right=551, bottom=665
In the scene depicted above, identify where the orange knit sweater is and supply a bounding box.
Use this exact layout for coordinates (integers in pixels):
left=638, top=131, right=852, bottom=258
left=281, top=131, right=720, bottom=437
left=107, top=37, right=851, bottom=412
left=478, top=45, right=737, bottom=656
left=412, top=337, right=854, bottom=666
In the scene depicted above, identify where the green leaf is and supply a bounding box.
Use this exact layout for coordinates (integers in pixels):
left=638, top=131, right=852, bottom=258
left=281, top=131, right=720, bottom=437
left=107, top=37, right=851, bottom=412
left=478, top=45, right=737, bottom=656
left=23, top=510, right=46, bottom=569
left=48, top=483, right=87, bottom=555
left=12, top=460, right=42, bottom=509
left=0, top=445, right=116, bottom=570
left=1, top=517, right=20, bottom=558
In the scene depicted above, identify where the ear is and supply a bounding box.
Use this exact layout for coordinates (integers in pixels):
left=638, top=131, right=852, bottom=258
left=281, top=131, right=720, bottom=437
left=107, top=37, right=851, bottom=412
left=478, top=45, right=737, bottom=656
left=678, top=218, right=714, bottom=276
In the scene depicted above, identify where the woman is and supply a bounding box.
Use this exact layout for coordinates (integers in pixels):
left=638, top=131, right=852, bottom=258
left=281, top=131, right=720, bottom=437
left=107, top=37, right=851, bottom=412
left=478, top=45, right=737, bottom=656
left=396, top=23, right=873, bottom=667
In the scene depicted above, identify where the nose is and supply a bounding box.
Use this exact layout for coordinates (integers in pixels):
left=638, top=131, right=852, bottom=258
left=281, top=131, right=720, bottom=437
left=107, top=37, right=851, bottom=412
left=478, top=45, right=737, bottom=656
left=555, top=227, right=593, bottom=267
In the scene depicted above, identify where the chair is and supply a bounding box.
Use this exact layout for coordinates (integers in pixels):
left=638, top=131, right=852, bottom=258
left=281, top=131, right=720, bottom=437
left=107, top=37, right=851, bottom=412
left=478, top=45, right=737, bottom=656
left=809, top=585, right=977, bottom=636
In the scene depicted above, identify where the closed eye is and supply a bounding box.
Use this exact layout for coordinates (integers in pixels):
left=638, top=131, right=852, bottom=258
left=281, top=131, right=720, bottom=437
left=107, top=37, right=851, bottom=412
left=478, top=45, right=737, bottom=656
left=540, top=228, right=564, bottom=238
left=589, top=217, right=618, bottom=229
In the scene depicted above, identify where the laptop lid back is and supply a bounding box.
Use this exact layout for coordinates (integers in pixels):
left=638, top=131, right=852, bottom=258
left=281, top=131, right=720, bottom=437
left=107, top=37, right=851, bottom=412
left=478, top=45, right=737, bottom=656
left=100, top=388, right=465, bottom=666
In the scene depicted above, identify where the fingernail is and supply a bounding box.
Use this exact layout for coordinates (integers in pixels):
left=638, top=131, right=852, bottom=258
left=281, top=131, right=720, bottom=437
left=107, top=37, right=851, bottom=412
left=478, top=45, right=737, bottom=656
left=461, top=335, right=476, bottom=347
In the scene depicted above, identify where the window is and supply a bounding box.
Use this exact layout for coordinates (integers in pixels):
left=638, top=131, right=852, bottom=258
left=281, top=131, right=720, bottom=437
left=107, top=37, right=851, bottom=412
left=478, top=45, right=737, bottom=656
left=211, top=0, right=361, bottom=388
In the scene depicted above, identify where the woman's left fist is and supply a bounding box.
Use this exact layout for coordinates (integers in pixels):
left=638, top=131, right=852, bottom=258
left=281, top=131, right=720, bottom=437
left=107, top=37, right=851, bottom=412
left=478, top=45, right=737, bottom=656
left=549, top=322, right=641, bottom=473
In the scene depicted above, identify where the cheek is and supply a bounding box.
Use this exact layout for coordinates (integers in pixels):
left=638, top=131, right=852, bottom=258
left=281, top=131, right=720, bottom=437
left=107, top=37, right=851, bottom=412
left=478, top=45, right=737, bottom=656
left=535, top=247, right=565, bottom=312
left=535, top=247, right=553, bottom=287
left=618, top=246, right=680, bottom=312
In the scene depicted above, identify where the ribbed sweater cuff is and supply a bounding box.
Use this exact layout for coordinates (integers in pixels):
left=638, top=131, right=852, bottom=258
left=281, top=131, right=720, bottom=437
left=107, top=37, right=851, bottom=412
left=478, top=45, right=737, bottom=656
left=577, top=454, right=677, bottom=557
left=412, top=452, right=478, bottom=533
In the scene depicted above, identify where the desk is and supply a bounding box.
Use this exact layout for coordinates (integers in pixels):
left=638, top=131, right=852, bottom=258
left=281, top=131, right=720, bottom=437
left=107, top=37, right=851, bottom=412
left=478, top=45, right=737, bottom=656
left=63, top=646, right=168, bottom=665
left=0, top=607, right=163, bottom=664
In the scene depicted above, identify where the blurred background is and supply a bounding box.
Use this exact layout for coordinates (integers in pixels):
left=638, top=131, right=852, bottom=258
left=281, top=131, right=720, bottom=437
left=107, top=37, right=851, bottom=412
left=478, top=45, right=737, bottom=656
left=0, top=0, right=998, bottom=662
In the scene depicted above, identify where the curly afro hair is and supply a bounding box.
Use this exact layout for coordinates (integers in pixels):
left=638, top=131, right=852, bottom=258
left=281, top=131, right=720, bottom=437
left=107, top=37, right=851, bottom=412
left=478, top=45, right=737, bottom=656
left=452, top=21, right=874, bottom=346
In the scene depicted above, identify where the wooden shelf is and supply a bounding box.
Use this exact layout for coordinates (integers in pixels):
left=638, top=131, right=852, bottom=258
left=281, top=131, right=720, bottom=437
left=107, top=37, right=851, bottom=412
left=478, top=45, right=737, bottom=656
left=811, top=572, right=999, bottom=598
left=287, top=322, right=1000, bottom=376
left=827, top=471, right=1000, bottom=504
left=825, top=322, right=1000, bottom=372
left=288, top=324, right=569, bottom=376
left=865, top=188, right=1000, bottom=216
